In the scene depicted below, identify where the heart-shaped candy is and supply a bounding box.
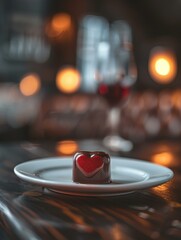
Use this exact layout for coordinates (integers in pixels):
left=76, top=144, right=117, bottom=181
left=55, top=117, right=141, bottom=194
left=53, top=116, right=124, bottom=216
left=76, top=154, right=104, bottom=177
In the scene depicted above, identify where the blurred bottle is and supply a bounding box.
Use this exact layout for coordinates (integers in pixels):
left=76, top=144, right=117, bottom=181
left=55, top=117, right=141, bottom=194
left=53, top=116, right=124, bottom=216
left=76, top=15, right=109, bottom=93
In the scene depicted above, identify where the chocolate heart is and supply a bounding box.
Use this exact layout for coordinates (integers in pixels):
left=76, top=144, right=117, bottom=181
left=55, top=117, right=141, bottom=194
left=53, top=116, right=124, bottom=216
left=76, top=154, right=104, bottom=177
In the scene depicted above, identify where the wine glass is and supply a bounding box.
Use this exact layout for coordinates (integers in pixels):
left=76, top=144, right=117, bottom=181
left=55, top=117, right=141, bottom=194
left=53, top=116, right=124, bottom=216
left=96, top=20, right=137, bottom=152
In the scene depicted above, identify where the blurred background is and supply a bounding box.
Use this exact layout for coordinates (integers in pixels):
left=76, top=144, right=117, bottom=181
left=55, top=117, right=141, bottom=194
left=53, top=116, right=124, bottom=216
left=1, top=0, right=181, bottom=144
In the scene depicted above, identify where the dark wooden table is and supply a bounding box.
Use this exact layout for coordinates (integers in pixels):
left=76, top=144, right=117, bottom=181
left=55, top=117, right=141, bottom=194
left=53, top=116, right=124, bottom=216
left=0, top=140, right=181, bottom=240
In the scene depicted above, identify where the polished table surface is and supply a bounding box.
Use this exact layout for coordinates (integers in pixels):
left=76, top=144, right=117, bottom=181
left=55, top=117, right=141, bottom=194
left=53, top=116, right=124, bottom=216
left=0, top=140, right=181, bottom=240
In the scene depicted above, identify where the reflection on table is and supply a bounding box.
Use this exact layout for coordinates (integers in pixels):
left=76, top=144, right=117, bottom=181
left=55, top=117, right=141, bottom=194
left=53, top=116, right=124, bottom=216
left=0, top=140, right=180, bottom=239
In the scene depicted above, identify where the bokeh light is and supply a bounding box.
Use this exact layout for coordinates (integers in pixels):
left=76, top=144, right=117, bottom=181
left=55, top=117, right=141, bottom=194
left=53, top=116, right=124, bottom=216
left=19, top=73, right=41, bottom=96
left=155, top=58, right=170, bottom=76
left=56, top=67, right=81, bottom=93
left=46, top=13, right=71, bottom=38
left=151, top=152, right=174, bottom=167
left=149, top=47, right=177, bottom=84
left=56, top=140, right=78, bottom=155
left=172, top=90, right=181, bottom=110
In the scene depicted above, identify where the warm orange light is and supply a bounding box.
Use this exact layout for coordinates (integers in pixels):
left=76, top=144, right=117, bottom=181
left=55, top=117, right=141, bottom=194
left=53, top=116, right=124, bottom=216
left=155, top=58, right=170, bottom=76
left=56, top=140, right=78, bottom=155
left=151, top=152, right=174, bottom=166
left=19, top=74, right=41, bottom=96
left=46, top=13, right=71, bottom=38
left=56, top=67, right=81, bottom=93
left=149, top=48, right=177, bottom=84
left=172, top=90, right=181, bottom=109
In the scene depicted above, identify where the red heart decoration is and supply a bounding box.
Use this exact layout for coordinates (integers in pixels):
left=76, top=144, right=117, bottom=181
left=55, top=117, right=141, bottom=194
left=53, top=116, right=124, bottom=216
left=76, top=154, right=104, bottom=177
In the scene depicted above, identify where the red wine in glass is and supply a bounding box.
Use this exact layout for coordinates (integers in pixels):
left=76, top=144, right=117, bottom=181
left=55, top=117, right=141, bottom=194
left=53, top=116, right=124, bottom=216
left=97, top=80, right=133, bottom=152
left=97, top=82, right=131, bottom=107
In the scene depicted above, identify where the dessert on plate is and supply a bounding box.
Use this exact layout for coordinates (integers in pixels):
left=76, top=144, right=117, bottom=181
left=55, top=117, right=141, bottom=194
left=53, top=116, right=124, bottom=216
left=73, top=151, right=111, bottom=184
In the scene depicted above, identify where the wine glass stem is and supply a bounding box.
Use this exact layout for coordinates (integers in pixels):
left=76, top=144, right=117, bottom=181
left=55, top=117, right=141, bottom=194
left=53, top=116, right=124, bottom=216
left=108, top=106, right=120, bottom=135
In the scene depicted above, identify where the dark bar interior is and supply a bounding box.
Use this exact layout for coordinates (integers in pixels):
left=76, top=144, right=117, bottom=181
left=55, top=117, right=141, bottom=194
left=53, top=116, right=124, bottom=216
left=0, top=1, right=181, bottom=240
left=0, top=0, right=181, bottom=144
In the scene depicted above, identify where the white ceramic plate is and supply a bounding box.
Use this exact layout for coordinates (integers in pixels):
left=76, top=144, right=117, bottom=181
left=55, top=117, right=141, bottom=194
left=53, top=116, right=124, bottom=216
left=14, top=157, right=174, bottom=197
